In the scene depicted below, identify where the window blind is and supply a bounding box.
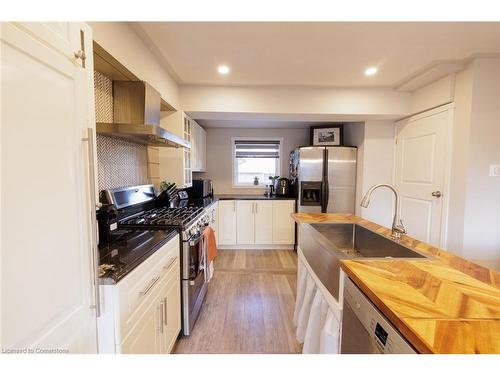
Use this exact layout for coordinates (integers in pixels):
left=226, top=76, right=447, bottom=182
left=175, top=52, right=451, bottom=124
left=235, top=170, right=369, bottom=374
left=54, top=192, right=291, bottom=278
left=234, top=140, right=280, bottom=159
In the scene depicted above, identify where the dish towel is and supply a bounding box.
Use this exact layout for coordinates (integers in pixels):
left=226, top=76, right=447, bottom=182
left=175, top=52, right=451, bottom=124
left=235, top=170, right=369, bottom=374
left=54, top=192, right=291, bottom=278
left=204, top=226, right=218, bottom=282
left=294, top=253, right=342, bottom=354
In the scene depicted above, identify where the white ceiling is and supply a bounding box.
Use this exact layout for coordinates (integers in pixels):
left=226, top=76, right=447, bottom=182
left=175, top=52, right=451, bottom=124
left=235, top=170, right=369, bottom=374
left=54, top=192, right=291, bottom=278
left=135, top=22, right=500, bottom=88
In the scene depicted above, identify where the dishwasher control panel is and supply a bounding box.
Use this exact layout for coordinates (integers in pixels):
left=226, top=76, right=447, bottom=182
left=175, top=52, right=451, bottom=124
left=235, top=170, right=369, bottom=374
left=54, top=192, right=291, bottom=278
left=342, top=277, right=417, bottom=354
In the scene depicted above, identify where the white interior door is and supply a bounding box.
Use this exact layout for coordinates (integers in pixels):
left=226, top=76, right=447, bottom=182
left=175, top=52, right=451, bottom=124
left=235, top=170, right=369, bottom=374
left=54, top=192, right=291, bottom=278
left=395, top=106, right=451, bottom=246
left=1, top=22, right=97, bottom=352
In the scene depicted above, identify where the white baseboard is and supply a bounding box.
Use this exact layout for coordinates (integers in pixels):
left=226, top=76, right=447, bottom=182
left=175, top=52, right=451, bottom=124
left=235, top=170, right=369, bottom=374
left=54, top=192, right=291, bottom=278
left=217, top=244, right=295, bottom=250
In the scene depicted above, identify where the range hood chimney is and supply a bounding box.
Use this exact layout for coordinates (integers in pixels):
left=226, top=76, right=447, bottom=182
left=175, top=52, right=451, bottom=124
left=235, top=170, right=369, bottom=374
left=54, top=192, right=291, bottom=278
left=96, top=81, right=190, bottom=148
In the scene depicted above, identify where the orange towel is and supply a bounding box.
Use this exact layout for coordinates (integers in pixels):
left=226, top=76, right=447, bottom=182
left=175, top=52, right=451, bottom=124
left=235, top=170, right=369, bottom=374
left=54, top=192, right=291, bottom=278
left=204, top=226, right=218, bottom=263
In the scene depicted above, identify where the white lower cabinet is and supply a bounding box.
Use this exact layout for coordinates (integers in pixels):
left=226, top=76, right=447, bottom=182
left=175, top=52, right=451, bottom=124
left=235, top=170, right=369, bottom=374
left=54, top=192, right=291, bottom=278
left=120, top=295, right=163, bottom=354
left=254, top=201, right=274, bottom=244
left=217, top=200, right=237, bottom=245
left=219, top=200, right=295, bottom=247
left=205, top=202, right=218, bottom=237
left=236, top=201, right=255, bottom=244
left=272, top=200, right=296, bottom=244
left=98, top=235, right=181, bottom=354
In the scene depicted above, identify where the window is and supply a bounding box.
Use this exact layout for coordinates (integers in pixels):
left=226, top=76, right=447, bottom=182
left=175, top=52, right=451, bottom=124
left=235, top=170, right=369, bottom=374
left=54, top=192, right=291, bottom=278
left=233, top=138, right=282, bottom=187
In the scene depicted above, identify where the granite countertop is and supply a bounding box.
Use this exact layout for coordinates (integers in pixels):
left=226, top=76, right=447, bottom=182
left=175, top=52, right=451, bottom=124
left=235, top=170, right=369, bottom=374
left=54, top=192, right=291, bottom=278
left=98, top=229, right=178, bottom=284
left=291, top=212, right=500, bottom=354
left=188, top=196, right=218, bottom=209
left=215, top=194, right=297, bottom=201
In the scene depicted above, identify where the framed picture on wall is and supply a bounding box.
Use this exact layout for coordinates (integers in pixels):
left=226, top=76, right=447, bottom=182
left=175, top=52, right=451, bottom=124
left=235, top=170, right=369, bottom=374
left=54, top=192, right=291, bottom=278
left=310, top=124, right=343, bottom=146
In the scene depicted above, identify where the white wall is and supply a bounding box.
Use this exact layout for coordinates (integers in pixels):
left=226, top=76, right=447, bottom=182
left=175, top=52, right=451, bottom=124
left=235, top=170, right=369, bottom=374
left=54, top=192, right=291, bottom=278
left=445, top=58, right=500, bottom=270
left=461, top=59, right=500, bottom=269
left=360, top=122, right=396, bottom=228
left=180, top=85, right=411, bottom=120
left=343, top=122, right=365, bottom=217
left=89, top=22, right=180, bottom=109
left=344, top=121, right=395, bottom=227
left=446, top=64, right=474, bottom=255
left=197, top=127, right=309, bottom=195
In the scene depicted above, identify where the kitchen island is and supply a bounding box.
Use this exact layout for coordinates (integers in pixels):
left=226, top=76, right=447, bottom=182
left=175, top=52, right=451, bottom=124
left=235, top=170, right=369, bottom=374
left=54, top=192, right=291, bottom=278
left=292, top=213, right=500, bottom=354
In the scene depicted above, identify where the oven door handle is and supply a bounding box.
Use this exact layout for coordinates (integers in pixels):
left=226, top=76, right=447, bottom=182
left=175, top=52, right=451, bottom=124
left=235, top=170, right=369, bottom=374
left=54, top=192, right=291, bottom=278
left=188, top=232, right=203, bottom=246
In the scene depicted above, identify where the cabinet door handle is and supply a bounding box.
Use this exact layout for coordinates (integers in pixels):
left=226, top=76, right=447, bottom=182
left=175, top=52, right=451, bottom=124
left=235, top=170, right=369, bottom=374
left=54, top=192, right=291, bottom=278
left=159, top=301, right=164, bottom=333
left=255, top=202, right=258, bottom=214
left=82, top=128, right=101, bottom=317
left=74, top=30, right=86, bottom=68
left=164, top=257, right=177, bottom=272
left=233, top=201, right=236, bottom=212
left=140, top=276, right=160, bottom=297
left=163, top=297, right=168, bottom=326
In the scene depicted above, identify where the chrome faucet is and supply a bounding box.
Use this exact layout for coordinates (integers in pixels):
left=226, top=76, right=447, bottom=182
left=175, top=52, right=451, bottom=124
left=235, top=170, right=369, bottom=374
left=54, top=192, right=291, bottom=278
left=360, top=184, right=407, bottom=240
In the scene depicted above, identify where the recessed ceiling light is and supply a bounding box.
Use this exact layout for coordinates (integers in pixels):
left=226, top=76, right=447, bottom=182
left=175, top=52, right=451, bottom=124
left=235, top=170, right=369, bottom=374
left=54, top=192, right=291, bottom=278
left=218, top=64, right=230, bottom=75
left=364, top=66, right=378, bottom=76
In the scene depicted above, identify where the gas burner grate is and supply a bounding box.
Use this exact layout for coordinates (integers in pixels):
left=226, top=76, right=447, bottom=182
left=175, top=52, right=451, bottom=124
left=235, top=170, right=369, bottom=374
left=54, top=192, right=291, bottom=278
left=119, top=206, right=204, bottom=229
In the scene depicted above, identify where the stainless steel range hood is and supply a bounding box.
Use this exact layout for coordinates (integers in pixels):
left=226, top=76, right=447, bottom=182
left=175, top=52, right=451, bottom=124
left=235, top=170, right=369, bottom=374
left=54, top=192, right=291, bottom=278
left=96, top=81, right=190, bottom=148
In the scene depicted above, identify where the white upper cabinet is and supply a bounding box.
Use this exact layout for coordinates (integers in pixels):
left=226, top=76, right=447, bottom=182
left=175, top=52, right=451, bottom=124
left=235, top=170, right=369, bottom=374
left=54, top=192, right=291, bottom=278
left=1, top=22, right=98, bottom=353
left=159, top=111, right=192, bottom=188
left=191, top=120, right=207, bottom=172
left=158, top=112, right=206, bottom=186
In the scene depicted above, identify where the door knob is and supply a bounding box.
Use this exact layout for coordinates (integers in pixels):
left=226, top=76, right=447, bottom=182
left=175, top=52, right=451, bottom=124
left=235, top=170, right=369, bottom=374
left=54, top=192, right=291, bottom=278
left=431, top=191, right=442, bottom=198
left=74, top=49, right=86, bottom=62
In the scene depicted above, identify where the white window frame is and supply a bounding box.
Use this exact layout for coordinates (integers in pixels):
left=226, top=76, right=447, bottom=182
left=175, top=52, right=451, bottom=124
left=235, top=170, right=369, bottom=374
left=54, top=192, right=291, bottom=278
left=231, top=137, right=283, bottom=189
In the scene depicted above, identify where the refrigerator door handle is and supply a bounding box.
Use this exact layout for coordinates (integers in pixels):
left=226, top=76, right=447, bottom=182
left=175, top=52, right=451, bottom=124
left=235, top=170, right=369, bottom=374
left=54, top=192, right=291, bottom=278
left=321, top=148, right=329, bottom=213
left=324, top=180, right=329, bottom=212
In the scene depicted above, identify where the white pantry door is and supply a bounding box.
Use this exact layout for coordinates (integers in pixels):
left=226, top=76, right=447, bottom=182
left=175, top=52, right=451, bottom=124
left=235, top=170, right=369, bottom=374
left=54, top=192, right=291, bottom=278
left=1, top=22, right=98, bottom=353
left=395, top=106, right=452, bottom=247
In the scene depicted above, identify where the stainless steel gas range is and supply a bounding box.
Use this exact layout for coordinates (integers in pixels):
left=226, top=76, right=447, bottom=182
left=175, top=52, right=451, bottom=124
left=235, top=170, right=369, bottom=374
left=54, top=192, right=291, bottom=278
left=97, top=184, right=211, bottom=336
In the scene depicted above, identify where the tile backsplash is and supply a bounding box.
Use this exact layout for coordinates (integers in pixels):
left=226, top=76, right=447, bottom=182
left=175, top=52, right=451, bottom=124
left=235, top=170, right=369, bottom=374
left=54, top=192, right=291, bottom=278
left=94, top=70, right=149, bottom=192
left=96, top=135, right=148, bottom=191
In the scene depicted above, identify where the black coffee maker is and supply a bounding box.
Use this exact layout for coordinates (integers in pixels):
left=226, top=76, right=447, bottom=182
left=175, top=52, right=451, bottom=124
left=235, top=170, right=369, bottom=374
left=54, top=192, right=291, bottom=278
left=275, top=177, right=291, bottom=196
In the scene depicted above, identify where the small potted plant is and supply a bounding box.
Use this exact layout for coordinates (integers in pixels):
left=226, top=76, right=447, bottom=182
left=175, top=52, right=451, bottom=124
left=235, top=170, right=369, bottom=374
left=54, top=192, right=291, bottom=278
left=253, top=176, right=260, bottom=186
left=269, top=175, right=280, bottom=193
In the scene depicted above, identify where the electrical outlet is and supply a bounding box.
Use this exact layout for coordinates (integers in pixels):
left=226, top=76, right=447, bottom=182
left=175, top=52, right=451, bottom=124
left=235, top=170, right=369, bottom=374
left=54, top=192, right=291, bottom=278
left=489, top=165, right=500, bottom=177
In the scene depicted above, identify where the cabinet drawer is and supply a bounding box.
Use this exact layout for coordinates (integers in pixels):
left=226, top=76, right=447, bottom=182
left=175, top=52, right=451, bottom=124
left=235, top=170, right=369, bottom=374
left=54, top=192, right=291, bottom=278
left=118, top=258, right=180, bottom=353
left=115, top=235, right=180, bottom=339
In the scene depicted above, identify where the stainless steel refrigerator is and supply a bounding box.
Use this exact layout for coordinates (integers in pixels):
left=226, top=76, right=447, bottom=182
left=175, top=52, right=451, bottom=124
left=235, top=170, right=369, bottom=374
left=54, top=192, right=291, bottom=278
left=290, top=146, right=357, bottom=213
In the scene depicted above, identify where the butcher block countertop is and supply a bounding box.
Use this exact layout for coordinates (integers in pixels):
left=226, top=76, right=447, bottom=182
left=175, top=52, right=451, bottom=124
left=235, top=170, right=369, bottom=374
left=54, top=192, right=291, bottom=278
left=291, top=213, right=500, bottom=354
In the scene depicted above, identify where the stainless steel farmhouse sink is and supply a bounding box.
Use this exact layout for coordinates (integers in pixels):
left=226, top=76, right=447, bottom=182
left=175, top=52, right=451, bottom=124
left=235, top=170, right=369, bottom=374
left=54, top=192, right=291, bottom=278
left=310, top=223, right=427, bottom=259
left=299, top=223, right=430, bottom=301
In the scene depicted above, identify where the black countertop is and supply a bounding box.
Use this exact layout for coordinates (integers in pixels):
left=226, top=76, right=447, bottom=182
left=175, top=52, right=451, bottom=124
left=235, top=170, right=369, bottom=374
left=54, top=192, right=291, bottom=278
left=215, top=194, right=297, bottom=201
left=187, top=196, right=218, bottom=209
left=98, top=229, right=178, bottom=284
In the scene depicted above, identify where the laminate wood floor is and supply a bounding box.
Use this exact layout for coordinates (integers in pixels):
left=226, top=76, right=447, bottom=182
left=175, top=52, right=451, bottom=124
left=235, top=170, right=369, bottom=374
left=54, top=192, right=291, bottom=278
left=173, top=249, right=301, bottom=354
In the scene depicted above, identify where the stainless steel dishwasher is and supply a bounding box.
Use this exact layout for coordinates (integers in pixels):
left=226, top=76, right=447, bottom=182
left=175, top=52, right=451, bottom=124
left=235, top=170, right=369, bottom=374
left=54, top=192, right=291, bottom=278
left=340, top=277, right=417, bottom=354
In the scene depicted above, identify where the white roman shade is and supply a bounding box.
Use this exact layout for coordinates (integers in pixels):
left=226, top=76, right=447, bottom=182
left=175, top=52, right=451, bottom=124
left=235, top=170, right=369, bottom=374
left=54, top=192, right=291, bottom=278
left=234, top=140, right=280, bottom=159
